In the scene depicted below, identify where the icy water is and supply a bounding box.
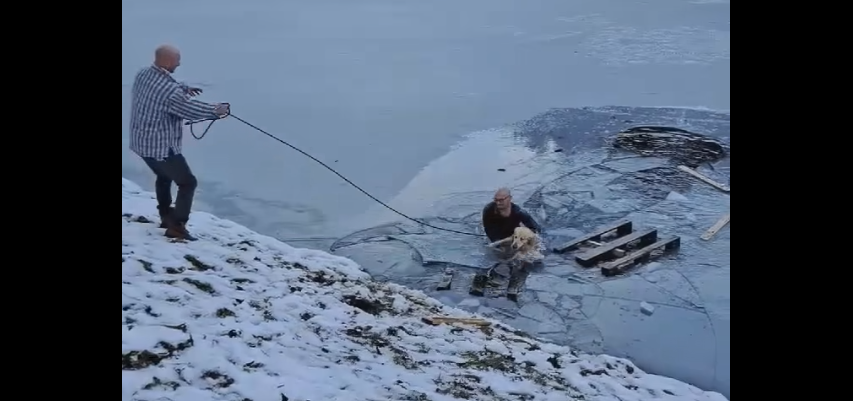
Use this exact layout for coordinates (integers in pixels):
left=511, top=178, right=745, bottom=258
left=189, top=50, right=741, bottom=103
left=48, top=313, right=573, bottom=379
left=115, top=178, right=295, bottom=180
left=334, top=107, right=731, bottom=397
left=122, top=0, right=730, bottom=239
left=122, top=0, right=730, bottom=397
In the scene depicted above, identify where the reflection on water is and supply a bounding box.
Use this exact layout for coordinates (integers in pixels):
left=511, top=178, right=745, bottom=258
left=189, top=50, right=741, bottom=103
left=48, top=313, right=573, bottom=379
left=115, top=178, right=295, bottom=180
left=341, top=126, right=569, bottom=233
left=332, top=107, right=731, bottom=397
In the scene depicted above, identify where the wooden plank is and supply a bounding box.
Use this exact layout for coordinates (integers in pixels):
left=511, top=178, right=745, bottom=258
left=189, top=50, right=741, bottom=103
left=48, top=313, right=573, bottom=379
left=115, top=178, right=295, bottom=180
left=553, top=219, right=634, bottom=253
left=678, top=165, right=731, bottom=193
left=575, top=229, right=658, bottom=267
left=590, top=241, right=626, bottom=257
left=701, top=214, right=730, bottom=241
left=422, top=317, right=493, bottom=327
left=601, top=236, right=682, bottom=277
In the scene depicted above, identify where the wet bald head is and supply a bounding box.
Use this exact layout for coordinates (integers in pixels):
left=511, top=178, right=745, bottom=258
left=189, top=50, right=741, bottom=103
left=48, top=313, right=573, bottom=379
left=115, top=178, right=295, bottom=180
left=154, top=45, right=182, bottom=73
left=494, top=187, right=513, bottom=213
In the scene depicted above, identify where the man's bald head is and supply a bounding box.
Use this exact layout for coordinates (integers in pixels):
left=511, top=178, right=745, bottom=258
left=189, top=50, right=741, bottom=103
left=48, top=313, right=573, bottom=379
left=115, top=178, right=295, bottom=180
left=494, top=187, right=513, bottom=213
left=154, top=45, right=182, bottom=73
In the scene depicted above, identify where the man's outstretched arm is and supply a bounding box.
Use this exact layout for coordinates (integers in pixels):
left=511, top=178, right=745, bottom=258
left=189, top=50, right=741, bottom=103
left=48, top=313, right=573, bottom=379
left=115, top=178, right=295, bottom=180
left=167, top=89, right=218, bottom=121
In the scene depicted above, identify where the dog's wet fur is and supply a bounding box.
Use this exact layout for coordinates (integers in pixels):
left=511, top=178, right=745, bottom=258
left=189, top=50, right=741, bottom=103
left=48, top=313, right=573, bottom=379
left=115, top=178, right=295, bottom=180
left=491, top=226, right=543, bottom=263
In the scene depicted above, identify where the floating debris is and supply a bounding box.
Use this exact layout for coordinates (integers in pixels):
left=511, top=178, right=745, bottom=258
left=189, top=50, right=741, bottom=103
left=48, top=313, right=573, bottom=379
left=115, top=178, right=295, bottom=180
left=612, top=126, right=728, bottom=167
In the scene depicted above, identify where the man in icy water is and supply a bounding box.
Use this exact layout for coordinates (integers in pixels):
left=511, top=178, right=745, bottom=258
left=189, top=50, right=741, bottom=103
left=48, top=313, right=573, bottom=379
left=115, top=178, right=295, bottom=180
left=482, top=188, right=542, bottom=255
left=480, top=188, right=542, bottom=297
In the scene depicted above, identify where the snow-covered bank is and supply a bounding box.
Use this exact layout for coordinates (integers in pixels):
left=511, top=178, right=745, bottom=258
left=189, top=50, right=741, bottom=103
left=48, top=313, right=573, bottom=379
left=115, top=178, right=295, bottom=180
left=121, top=178, right=728, bottom=401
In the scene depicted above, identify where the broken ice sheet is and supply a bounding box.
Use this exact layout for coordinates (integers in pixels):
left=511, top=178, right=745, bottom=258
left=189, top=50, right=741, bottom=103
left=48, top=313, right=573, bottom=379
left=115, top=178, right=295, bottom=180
left=641, top=302, right=656, bottom=316
left=666, top=191, right=689, bottom=202
left=601, top=157, right=668, bottom=174
left=587, top=197, right=643, bottom=214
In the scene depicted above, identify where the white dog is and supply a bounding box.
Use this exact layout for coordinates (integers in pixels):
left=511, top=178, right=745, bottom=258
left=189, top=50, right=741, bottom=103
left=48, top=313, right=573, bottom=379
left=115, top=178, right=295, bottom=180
left=489, top=225, right=544, bottom=264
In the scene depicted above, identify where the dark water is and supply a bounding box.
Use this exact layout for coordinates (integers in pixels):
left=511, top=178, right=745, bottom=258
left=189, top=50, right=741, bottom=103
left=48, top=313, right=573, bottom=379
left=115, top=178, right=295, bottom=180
left=331, top=107, right=731, bottom=398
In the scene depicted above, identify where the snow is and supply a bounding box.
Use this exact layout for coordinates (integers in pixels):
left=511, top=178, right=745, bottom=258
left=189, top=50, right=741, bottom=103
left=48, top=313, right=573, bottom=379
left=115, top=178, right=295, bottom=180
left=122, top=178, right=728, bottom=401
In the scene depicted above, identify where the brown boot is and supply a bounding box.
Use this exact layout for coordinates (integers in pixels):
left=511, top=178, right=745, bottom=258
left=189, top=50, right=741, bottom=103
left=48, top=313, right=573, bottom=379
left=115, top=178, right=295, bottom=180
left=159, top=207, right=175, bottom=229
left=165, top=221, right=197, bottom=241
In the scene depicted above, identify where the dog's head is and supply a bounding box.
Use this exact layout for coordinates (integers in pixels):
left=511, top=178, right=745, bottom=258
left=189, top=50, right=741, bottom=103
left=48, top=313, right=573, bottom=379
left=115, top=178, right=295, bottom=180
left=511, top=226, right=539, bottom=252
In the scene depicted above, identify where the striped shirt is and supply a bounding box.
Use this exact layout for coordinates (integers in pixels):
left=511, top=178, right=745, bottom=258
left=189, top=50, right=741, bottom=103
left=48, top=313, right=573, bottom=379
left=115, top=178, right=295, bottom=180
left=129, top=66, right=218, bottom=160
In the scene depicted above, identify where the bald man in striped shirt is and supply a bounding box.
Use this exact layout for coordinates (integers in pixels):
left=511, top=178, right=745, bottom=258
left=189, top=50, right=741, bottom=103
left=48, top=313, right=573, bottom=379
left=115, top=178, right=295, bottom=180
left=129, top=45, right=230, bottom=241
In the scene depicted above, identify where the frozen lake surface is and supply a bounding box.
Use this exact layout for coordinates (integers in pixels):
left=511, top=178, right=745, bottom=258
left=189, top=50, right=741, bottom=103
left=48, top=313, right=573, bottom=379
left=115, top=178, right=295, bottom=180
left=122, top=0, right=730, bottom=397
left=333, top=106, right=730, bottom=397
left=122, top=0, right=729, bottom=238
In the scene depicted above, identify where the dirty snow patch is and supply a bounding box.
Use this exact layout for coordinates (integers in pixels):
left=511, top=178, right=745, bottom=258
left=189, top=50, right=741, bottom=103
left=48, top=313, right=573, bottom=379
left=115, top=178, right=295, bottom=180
left=121, top=178, right=728, bottom=401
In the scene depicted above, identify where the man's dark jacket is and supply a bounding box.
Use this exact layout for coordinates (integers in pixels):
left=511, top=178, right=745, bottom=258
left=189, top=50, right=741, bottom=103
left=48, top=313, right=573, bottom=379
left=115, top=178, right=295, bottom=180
left=482, top=202, right=541, bottom=243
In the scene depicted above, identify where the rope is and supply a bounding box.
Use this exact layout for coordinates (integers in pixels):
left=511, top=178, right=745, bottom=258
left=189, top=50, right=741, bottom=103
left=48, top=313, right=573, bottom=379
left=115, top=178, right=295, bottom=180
left=186, top=114, right=484, bottom=237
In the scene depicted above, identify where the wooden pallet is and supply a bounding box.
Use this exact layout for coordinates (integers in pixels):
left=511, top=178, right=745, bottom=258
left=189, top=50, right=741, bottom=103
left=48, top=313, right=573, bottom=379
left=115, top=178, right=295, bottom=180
left=575, top=228, right=658, bottom=267
left=553, top=219, right=634, bottom=254
left=555, top=219, right=681, bottom=276
left=601, top=236, right=681, bottom=277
